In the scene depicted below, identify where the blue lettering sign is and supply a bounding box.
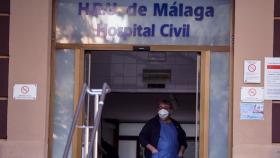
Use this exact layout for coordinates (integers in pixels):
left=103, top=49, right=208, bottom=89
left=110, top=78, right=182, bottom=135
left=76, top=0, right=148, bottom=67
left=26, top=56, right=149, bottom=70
left=153, top=2, right=215, bottom=21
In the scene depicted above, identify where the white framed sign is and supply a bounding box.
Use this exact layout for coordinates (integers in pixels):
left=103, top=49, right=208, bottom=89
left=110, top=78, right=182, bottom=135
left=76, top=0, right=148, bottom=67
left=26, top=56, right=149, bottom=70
left=264, top=57, right=280, bottom=100
left=244, top=60, right=261, bottom=83
left=241, top=87, right=264, bottom=102
left=13, top=84, right=37, bottom=100
left=56, top=0, right=230, bottom=45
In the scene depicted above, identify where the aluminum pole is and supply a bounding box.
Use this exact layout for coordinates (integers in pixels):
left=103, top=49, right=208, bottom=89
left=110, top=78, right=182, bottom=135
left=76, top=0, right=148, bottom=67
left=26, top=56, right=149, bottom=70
left=63, top=84, right=87, bottom=158
left=195, top=55, right=200, bottom=158
left=87, top=83, right=110, bottom=158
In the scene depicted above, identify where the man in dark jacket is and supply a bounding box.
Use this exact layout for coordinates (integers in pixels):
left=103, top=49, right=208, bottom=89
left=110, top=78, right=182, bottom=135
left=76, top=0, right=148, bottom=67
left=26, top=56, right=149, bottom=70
left=139, top=99, right=187, bottom=158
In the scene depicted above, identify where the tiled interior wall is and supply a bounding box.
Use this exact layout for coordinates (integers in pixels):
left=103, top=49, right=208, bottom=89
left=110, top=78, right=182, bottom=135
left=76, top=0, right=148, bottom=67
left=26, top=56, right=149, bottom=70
left=0, top=0, right=9, bottom=139
left=89, top=51, right=198, bottom=92
left=272, top=0, right=280, bottom=143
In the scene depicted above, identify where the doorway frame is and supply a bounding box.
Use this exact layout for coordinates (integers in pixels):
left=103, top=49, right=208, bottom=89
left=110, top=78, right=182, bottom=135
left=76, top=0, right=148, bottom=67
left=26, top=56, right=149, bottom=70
left=49, top=0, right=235, bottom=156
left=48, top=43, right=232, bottom=158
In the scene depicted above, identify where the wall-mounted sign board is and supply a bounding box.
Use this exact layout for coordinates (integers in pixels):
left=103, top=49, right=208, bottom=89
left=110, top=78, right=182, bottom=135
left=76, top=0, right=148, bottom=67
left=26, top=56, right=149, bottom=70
left=244, top=60, right=261, bottom=83
left=240, top=102, right=264, bottom=120
left=264, top=57, right=280, bottom=100
left=13, top=84, right=37, bottom=100
left=56, top=0, right=230, bottom=45
left=241, top=87, right=264, bottom=102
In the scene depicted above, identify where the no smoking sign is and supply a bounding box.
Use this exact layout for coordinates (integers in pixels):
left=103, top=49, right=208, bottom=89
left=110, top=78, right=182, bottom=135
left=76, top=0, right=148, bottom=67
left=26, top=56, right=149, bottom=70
left=248, top=88, right=257, bottom=96
left=244, top=60, right=261, bottom=83
left=248, top=64, right=256, bottom=72
left=21, top=86, right=30, bottom=94
left=13, top=84, right=37, bottom=100
left=241, top=87, right=264, bottom=102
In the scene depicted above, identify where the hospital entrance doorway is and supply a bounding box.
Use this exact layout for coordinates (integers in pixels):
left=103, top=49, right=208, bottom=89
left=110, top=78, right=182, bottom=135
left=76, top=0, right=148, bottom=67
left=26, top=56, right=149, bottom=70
left=84, top=49, right=200, bottom=158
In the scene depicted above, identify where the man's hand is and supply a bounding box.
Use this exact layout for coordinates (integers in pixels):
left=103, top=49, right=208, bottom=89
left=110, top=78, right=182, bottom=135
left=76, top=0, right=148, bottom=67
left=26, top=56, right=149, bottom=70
left=178, top=145, right=185, bottom=158
left=146, top=144, right=158, bottom=153
left=178, top=153, right=183, bottom=158
left=151, top=148, right=159, bottom=154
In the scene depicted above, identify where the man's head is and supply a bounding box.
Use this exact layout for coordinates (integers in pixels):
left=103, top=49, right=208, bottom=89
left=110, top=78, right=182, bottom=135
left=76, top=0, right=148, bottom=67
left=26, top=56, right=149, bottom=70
left=158, top=99, right=173, bottom=120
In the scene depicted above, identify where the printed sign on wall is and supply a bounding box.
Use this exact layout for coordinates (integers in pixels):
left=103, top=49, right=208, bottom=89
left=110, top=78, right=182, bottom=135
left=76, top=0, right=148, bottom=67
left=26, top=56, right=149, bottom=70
left=264, top=57, right=280, bottom=100
left=240, top=103, right=264, bottom=120
left=56, top=0, right=230, bottom=45
left=241, top=87, right=264, bottom=102
left=13, top=84, right=37, bottom=100
left=244, top=60, right=261, bottom=83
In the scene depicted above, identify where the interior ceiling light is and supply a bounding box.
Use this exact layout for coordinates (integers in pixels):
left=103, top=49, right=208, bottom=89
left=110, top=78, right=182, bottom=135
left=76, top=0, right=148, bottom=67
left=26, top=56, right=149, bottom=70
left=143, top=69, right=171, bottom=83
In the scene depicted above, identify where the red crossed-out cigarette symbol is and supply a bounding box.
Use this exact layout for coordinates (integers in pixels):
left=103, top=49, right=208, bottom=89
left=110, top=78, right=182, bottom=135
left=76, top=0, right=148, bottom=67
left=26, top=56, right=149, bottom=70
left=21, top=86, right=30, bottom=94
left=248, top=88, right=257, bottom=96
left=248, top=64, right=256, bottom=72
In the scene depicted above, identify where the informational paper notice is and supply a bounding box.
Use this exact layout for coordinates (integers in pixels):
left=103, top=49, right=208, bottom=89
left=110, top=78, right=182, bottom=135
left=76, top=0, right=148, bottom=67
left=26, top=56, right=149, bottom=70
left=13, top=84, right=37, bottom=100
left=241, top=87, right=264, bottom=102
left=240, top=103, right=264, bottom=120
left=244, top=60, right=261, bottom=83
left=264, top=57, right=280, bottom=100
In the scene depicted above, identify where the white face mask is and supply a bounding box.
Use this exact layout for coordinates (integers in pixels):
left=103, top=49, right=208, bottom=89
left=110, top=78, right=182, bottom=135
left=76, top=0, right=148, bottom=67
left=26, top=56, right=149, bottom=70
left=158, top=109, right=169, bottom=119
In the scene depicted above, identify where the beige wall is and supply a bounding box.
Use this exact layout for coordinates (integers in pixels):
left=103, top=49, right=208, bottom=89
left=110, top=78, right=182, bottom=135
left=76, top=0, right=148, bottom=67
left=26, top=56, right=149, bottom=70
left=1, top=0, right=280, bottom=158
left=0, top=0, right=52, bottom=157
left=233, top=0, right=280, bottom=157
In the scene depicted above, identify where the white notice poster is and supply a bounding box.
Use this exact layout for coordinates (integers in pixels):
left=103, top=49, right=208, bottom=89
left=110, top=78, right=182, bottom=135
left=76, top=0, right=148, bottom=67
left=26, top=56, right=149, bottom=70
left=244, top=60, right=261, bottom=83
left=264, top=57, right=280, bottom=100
left=13, top=84, right=37, bottom=100
left=241, top=87, right=264, bottom=102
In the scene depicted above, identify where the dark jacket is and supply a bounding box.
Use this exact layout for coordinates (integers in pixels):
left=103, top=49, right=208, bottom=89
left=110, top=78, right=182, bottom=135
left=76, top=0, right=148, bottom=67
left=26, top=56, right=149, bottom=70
left=139, top=115, right=187, bottom=158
